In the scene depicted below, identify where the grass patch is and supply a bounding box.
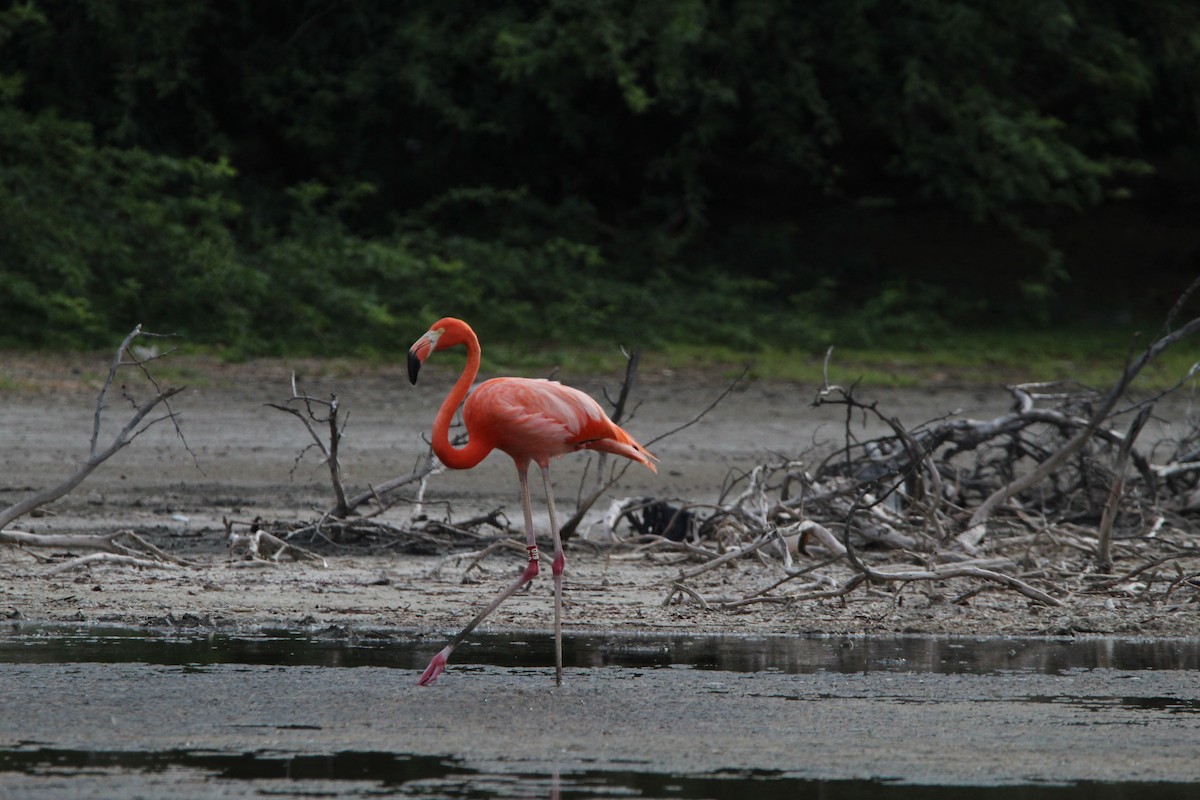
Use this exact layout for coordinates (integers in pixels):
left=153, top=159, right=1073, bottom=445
left=4, top=324, right=1195, bottom=395
left=807, top=329, right=1189, bottom=389
left=491, top=325, right=1200, bottom=390
left=0, top=374, right=27, bottom=392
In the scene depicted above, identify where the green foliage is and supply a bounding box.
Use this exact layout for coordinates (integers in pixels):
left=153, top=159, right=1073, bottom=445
left=0, top=105, right=251, bottom=345
left=0, top=1, right=1197, bottom=352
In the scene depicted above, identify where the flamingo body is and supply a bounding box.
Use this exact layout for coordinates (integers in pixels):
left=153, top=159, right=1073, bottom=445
left=465, top=377, right=652, bottom=469
left=407, top=317, right=655, bottom=686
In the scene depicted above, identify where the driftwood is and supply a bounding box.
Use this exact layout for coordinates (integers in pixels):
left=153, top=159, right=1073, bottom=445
left=0, top=326, right=191, bottom=572
left=643, top=290, right=1200, bottom=613
left=268, top=374, right=442, bottom=536
left=0, top=325, right=186, bottom=533
left=44, top=552, right=185, bottom=575
left=965, top=315, right=1200, bottom=537
left=267, top=373, right=352, bottom=517
left=0, top=528, right=190, bottom=567
left=221, top=503, right=511, bottom=557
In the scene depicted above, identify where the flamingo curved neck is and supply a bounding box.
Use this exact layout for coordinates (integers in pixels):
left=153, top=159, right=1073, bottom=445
left=432, top=328, right=491, bottom=470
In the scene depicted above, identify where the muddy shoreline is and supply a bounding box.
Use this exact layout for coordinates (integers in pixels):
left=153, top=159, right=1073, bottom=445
left=2, top=354, right=1199, bottom=638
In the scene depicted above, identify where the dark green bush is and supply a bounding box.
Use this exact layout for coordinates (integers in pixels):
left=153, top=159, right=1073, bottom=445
left=1, top=1, right=1197, bottom=352
left=0, top=105, right=251, bottom=346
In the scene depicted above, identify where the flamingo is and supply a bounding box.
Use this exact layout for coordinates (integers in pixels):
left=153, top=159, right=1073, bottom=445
left=408, top=317, right=657, bottom=686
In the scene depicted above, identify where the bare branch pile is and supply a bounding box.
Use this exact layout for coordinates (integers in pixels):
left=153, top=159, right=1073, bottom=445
left=637, top=314, right=1200, bottom=613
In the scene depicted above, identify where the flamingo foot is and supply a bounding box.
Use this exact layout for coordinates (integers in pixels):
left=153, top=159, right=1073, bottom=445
left=417, top=645, right=453, bottom=686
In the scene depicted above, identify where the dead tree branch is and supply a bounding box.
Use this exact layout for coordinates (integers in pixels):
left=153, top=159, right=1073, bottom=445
left=966, top=315, right=1200, bottom=537
left=0, top=325, right=187, bottom=532
left=1096, top=405, right=1153, bottom=571
left=641, top=290, right=1200, bottom=615
left=339, top=450, right=440, bottom=516
left=268, top=375, right=445, bottom=526
left=267, top=373, right=350, bottom=517
left=45, top=552, right=185, bottom=575
left=0, top=529, right=191, bottom=568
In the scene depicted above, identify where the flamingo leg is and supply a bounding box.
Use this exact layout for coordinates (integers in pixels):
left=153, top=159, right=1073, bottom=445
left=541, top=464, right=566, bottom=687
left=417, top=462, right=540, bottom=686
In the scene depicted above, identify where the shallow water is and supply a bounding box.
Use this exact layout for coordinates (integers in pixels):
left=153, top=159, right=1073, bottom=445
left=2, top=626, right=1199, bottom=798
left=2, top=746, right=1199, bottom=799
left=3, top=624, right=1199, bottom=675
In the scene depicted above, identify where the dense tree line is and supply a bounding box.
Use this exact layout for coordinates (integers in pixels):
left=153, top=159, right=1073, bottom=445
left=2, top=1, right=1198, bottom=352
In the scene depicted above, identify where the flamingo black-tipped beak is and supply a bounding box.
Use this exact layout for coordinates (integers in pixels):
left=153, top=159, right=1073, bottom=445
left=407, top=348, right=422, bottom=384
left=407, top=327, right=442, bottom=384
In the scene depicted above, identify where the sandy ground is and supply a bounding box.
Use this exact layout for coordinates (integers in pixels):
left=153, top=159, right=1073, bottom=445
left=2, top=351, right=1199, bottom=639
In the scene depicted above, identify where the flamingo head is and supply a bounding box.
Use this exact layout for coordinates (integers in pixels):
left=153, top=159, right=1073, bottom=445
left=407, top=318, right=469, bottom=384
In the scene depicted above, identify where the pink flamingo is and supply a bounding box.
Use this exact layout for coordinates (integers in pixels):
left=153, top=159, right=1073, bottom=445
left=408, top=318, right=657, bottom=685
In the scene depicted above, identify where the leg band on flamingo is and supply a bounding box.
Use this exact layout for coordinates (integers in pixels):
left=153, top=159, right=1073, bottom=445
left=521, top=546, right=540, bottom=582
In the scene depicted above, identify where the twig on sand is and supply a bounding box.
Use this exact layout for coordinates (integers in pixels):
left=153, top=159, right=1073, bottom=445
left=44, top=552, right=184, bottom=575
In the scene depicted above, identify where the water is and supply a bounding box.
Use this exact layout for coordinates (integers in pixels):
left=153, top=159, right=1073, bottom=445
left=2, top=624, right=1198, bottom=675
left=4, top=744, right=1199, bottom=799
left=2, top=625, right=1199, bottom=798
left=2, top=746, right=1198, bottom=798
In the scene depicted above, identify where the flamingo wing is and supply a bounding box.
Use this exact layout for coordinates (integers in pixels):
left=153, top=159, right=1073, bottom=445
left=465, top=378, right=655, bottom=470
